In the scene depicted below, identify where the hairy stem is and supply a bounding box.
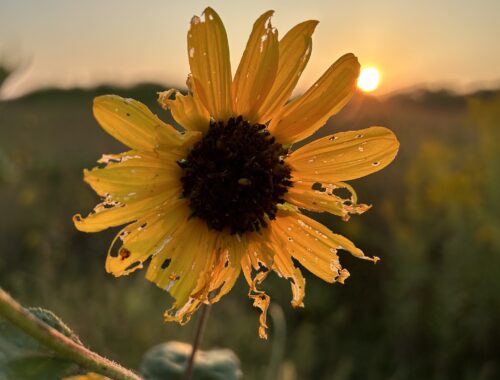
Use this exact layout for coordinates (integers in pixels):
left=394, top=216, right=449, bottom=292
left=0, top=288, right=142, bottom=380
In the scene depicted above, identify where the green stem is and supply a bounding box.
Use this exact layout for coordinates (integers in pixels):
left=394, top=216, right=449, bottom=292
left=0, top=288, right=142, bottom=380
left=183, top=304, right=211, bottom=380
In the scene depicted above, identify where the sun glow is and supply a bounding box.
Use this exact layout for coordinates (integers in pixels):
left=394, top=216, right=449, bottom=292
left=357, top=67, right=381, bottom=92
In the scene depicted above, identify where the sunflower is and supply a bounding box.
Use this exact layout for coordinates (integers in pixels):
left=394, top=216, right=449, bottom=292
left=74, top=8, right=399, bottom=338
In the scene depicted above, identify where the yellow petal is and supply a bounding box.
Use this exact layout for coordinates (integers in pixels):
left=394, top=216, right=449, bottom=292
left=241, top=254, right=271, bottom=339
left=155, top=128, right=202, bottom=156
left=196, top=242, right=242, bottom=304
left=158, top=89, right=210, bottom=133
left=93, top=95, right=176, bottom=151
left=246, top=232, right=275, bottom=271
left=188, top=7, right=232, bottom=121
left=269, top=53, right=360, bottom=144
left=258, top=20, right=318, bottom=123
left=83, top=152, right=181, bottom=202
left=271, top=207, right=377, bottom=283
left=285, top=179, right=371, bottom=220
left=288, top=126, right=400, bottom=182
left=145, top=219, right=220, bottom=323
left=245, top=229, right=306, bottom=312
left=205, top=235, right=245, bottom=302
left=73, top=190, right=178, bottom=233
left=232, top=10, right=279, bottom=122
left=271, top=211, right=342, bottom=282
left=164, top=235, right=245, bottom=325
left=267, top=236, right=306, bottom=308
left=105, top=199, right=190, bottom=276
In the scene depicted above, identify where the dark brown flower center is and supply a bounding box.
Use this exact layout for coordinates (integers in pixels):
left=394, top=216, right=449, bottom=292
left=179, top=116, right=292, bottom=234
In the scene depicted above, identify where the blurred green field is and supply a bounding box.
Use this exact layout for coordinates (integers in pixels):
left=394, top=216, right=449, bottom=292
left=1, top=79, right=499, bottom=379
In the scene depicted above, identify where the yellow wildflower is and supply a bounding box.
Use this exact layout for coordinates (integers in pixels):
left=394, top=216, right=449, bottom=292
left=74, top=8, right=399, bottom=338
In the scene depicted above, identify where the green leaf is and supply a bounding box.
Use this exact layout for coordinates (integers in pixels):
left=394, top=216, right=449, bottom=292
left=0, top=307, right=81, bottom=380
left=139, top=341, right=242, bottom=380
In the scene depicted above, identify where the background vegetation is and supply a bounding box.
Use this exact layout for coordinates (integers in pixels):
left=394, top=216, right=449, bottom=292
left=1, top=73, right=499, bottom=379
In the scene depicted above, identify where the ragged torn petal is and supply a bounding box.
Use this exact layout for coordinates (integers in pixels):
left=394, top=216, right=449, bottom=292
left=242, top=256, right=271, bottom=339
left=286, top=179, right=371, bottom=220
left=157, top=89, right=210, bottom=133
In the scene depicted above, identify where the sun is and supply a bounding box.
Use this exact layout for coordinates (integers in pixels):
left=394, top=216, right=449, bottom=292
left=357, top=67, right=381, bottom=92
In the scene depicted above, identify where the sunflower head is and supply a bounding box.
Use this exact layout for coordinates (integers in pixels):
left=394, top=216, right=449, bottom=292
left=74, top=7, right=399, bottom=339
left=180, top=116, right=292, bottom=234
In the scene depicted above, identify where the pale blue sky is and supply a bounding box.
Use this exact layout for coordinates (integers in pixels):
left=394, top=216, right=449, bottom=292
left=1, top=0, right=499, bottom=98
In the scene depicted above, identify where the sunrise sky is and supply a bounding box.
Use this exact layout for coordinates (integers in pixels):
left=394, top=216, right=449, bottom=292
left=1, top=0, right=499, bottom=98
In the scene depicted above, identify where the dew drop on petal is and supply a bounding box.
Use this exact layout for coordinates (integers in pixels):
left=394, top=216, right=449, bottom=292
left=189, top=47, right=195, bottom=58
left=372, top=161, right=381, bottom=166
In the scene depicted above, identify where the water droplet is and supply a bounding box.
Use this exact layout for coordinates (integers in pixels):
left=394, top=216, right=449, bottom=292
left=189, top=47, right=195, bottom=58
left=356, top=134, right=363, bottom=138
left=372, top=161, right=380, bottom=166
left=329, top=136, right=337, bottom=141
left=358, top=146, right=364, bottom=152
